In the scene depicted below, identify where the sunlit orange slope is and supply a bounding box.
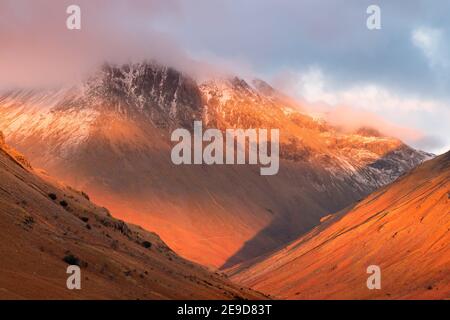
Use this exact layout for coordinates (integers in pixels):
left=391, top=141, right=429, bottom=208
left=230, top=151, right=450, bottom=299
left=0, top=131, right=265, bottom=299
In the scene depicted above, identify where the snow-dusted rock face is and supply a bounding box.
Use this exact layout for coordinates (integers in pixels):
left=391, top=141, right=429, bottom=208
left=72, top=63, right=203, bottom=128
left=199, top=76, right=432, bottom=191
left=0, top=62, right=433, bottom=268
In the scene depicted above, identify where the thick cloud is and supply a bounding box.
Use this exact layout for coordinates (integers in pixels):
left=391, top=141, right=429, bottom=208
left=0, top=0, right=231, bottom=89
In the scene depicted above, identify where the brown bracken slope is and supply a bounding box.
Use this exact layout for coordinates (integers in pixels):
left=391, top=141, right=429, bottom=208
left=230, top=151, right=450, bottom=299
left=0, top=131, right=265, bottom=299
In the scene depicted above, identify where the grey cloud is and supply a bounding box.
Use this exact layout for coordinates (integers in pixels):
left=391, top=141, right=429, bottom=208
left=163, top=0, right=450, bottom=100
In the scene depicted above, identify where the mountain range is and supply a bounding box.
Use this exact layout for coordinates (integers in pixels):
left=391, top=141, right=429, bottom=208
left=0, top=62, right=433, bottom=270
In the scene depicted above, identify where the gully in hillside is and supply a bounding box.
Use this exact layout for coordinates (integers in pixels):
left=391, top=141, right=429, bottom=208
left=171, top=121, right=280, bottom=176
